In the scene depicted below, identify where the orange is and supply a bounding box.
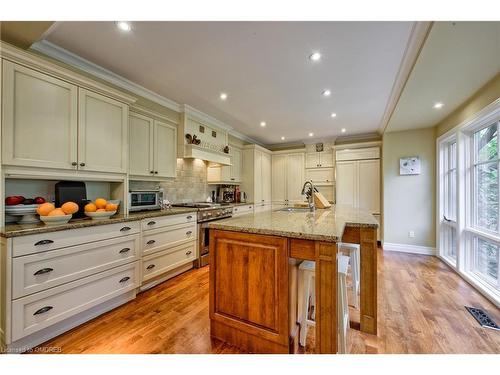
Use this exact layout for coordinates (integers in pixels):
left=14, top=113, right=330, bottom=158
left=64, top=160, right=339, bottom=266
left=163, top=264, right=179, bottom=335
left=105, top=203, right=118, bottom=212
left=37, top=202, right=55, bottom=216
left=84, top=203, right=97, bottom=212
left=61, top=201, right=79, bottom=215
left=47, top=208, right=66, bottom=217
left=95, top=198, right=107, bottom=209
left=96, top=208, right=106, bottom=212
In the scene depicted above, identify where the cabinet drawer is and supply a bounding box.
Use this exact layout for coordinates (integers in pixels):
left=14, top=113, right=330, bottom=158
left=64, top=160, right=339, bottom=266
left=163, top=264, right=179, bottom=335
left=232, top=205, right=254, bottom=217
left=306, top=168, right=334, bottom=184
left=12, top=234, right=140, bottom=299
left=254, top=204, right=272, bottom=213
left=12, top=221, right=141, bottom=257
left=12, top=261, right=140, bottom=341
left=141, top=212, right=196, bottom=231
left=142, top=241, right=196, bottom=282
left=142, top=222, right=197, bottom=256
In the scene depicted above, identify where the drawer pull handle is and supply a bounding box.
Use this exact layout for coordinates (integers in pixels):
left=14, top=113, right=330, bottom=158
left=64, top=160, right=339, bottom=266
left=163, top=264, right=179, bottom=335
left=34, top=306, right=53, bottom=315
left=147, top=240, right=156, bottom=245
left=187, top=215, right=193, bottom=220
left=186, top=251, right=192, bottom=255
left=34, top=268, right=54, bottom=276
left=146, top=264, right=155, bottom=270
left=119, top=276, right=130, bottom=283
left=120, top=226, right=131, bottom=232
left=34, top=239, right=54, bottom=246
left=234, top=208, right=238, bottom=211
left=147, top=221, right=156, bottom=226
left=119, top=247, right=131, bottom=254
left=186, top=231, right=192, bottom=236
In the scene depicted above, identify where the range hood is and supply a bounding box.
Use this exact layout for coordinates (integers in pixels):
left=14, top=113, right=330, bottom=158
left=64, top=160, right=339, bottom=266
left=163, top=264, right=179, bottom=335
left=178, top=105, right=231, bottom=166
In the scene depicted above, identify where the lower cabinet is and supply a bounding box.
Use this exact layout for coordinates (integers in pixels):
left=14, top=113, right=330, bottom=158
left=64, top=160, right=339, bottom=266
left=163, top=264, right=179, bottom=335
left=232, top=204, right=254, bottom=217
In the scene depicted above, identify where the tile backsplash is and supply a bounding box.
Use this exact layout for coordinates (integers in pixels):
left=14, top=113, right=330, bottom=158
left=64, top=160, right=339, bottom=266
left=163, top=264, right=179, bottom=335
left=129, top=158, right=210, bottom=203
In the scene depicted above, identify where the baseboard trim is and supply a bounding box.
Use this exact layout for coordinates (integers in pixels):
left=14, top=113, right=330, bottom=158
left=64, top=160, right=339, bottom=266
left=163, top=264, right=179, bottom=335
left=383, top=242, right=436, bottom=256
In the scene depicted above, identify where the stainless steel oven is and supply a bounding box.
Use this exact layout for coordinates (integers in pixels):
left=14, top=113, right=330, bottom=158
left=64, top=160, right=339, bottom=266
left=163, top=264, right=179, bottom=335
left=197, top=207, right=233, bottom=267
left=128, top=190, right=162, bottom=212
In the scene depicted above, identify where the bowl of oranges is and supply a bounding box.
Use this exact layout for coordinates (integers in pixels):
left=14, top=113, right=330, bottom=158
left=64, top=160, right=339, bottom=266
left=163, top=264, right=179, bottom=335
left=37, top=202, right=79, bottom=226
left=84, top=198, right=118, bottom=220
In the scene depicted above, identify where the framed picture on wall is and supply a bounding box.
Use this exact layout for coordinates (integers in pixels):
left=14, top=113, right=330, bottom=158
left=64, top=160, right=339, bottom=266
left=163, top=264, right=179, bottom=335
left=400, top=156, right=421, bottom=175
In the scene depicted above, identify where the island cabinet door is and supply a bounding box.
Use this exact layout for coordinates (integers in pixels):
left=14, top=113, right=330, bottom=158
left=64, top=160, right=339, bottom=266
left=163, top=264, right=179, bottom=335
left=209, top=230, right=290, bottom=353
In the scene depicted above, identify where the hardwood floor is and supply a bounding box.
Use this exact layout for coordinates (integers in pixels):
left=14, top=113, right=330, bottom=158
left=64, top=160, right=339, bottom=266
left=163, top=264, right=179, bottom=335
left=33, top=249, right=500, bottom=354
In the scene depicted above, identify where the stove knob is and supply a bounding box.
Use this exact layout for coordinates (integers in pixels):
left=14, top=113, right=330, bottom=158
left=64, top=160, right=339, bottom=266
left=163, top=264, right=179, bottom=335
left=207, top=212, right=212, bottom=217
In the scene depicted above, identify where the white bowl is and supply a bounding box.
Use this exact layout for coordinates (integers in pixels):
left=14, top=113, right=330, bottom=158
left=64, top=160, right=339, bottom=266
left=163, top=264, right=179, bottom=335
left=40, top=214, right=72, bottom=226
left=85, top=210, right=117, bottom=220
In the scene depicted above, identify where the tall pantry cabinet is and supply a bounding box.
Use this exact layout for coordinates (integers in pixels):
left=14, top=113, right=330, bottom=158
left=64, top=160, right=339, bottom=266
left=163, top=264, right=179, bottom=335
left=335, top=146, right=382, bottom=240
left=272, top=152, right=305, bottom=205
left=241, top=145, right=272, bottom=212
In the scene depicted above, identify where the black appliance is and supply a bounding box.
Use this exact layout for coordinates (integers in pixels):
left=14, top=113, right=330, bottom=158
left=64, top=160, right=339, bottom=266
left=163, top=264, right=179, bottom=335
left=55, top=181, right=88, bottom=218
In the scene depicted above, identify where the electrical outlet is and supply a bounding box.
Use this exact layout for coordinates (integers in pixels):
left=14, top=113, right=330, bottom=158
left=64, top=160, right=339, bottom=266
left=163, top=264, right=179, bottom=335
left=408, top=231, right=415, bottom=238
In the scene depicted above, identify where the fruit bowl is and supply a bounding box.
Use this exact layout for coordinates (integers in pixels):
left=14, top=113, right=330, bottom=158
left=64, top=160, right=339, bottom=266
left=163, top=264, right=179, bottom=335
left=85, top=210, right=117, bottom=220
left=40, top=214, right=72, bottom=226
left=5, top=204, right=40, bottom=224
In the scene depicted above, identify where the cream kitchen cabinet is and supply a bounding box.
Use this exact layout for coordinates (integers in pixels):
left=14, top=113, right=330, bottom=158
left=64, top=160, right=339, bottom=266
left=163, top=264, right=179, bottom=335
left=305, top=168, right=334, bottom=185
left=2, top=61, right=130, bottom=174
left=2, top=61, right=78, bottom=170
left=129, top=111, right=177, bottom=178
left=305, top=150, right=333, bottom=168
left=207, top=146, right=242, bottom=183
left=241, top=145, right=272, bottom=206
left=272, top=152, right=305, bottom=205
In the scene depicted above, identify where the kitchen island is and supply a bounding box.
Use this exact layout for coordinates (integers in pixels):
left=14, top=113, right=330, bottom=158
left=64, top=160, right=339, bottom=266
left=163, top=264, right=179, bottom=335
left=208, top=205, right=378, bottom=354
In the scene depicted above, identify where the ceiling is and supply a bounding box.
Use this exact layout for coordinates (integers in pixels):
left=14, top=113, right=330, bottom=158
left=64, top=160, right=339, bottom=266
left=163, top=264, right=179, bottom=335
left=39, top=21, right=414, bottom=145
left=386, top=21, right=500, bottom=133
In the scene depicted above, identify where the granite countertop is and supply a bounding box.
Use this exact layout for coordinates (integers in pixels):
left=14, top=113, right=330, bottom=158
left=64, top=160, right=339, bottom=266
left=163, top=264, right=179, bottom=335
left=0, top=207, right=197, bottom=238
left=208, top=204, right=378, bottom=242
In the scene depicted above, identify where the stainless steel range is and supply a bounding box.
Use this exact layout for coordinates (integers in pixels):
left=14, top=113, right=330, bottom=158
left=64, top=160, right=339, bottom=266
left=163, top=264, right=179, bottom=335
left=172, top=202, right=232, bottom=267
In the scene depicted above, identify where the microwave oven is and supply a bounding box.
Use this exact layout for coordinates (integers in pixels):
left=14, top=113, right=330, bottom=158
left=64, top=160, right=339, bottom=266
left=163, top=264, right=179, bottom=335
left=128, top=190, right=162, bottom=211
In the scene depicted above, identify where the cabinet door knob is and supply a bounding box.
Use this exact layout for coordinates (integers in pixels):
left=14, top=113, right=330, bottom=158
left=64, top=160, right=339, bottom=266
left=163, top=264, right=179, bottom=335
left=146, top=264, right=155, bottom=270
left=150, top=171, right=154, bottom=174
left=71, top=162, right=77, bottom=166
left=119, top=247, right=131, bottom=254
left=154, top=171, right=158, bottom=174
left=120, top=226, right=131, bottom=232
left=119, top=276, right=130, bottom=283
left=34, top=239, right=54, bottom=246
left=187, top=215, right=193, bottom=220
left=34, top=306, right=53, bottom=315
left=186, top=250, right=192, bottom=255
left=79, top=162, right=85, bottom=167
left=147, top=239, right=156, bottom=245
left=34, top=268, right=54, bottom=276
left=147, top=221, right=156, bottom=226
left=186, top=231, right=192, bottom=236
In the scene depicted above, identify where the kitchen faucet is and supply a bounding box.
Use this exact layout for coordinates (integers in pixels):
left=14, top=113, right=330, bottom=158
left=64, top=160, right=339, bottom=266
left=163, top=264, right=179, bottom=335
left=301, top=180, right=316, bottom=212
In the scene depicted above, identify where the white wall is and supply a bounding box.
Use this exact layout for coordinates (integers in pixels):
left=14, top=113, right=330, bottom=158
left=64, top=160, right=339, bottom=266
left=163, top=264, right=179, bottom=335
left=382, top=127, right=436, bottom=249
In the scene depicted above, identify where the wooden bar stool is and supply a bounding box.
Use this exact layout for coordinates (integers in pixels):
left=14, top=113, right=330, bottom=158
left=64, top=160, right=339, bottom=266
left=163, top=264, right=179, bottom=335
left=339, top=242, right=360, bottom=309
left=297, top=254, right=350, bottom=353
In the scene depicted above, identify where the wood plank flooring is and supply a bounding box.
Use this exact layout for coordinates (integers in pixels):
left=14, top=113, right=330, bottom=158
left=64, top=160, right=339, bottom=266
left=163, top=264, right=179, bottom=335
left=33, top=249, right=500, bottom=354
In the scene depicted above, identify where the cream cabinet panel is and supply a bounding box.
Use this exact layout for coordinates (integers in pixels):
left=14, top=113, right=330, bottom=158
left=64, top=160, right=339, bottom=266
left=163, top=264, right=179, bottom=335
left=231, top=147, right=242, bottom=182
left=306, top=153, right=320, bottom=168
left=261, top=151, right=272, bottom=203
left=78, top=88, right=128, bottom=174
left=286, top=153, right=305, bottom=202
left=316, top=185, right=334, bottom=202
left=320, top=150, right=334, bottom=168
left=306, top=168, right=334, bottom=185
left=254, top=150, right=263, bottom=203
left=2, top=61, right=78, bottom=170
left=336, top=161, right=357, bottom=207
left=272, top=154, right=287, bottom=203
left=154, top=120, right=177, bottom=178
left=129, top=112, right=154, bottom=177
left=358, top=159, right=380, bottom=214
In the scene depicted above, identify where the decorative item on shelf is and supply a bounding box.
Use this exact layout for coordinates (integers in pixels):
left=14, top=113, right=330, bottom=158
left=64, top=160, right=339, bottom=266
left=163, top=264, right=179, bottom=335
left=185, top=133, right=193, bottom=143
left=192, top=135, right=201, bottom=145
left=212, top=130, right=217, bottom=138
left=223, top=145, right=230, bottom=154
left=199, top=125, right=205, bottom=133
left=185, top=133, right=201, bottom=145
left=84, top=198, right=118, bottom=220
left=316, top=143, right=324, bottom=152
left=400, top=156, right=421, bottom=175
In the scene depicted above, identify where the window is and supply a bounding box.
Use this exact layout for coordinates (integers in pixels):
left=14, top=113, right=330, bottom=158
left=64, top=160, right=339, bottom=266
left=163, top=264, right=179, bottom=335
left=438, top=105, right=500, bottom=305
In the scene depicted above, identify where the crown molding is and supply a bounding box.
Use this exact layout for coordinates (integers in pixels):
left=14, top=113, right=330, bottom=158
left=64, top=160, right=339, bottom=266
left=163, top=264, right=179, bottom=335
left=378, top=21, right=433, bottom=134
left=30, top=39, right=181, bottom=112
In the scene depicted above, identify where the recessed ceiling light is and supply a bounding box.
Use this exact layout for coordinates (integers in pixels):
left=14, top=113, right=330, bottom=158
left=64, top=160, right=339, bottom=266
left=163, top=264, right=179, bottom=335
left=116, top=21, right=131, bottom=32
left=322, top=89, right=331, bottom=97
left=433, top=102, right=444, bottom=109
left=308, top=132, right=314, bottom=137
left=260, top=121, right=266, bottom=127
left=330, top=113, right=337, bottom=118
left=309, top=52, right=321, bottom=61
left=281, top=136, right=285, bottom=141
left=341, top=128, right=346, bottom=133
left=219, top=92, right=228, bottom=101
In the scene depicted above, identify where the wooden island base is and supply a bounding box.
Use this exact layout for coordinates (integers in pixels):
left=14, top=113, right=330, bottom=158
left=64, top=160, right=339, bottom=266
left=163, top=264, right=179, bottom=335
left=209, top=226, right=377, bottom=354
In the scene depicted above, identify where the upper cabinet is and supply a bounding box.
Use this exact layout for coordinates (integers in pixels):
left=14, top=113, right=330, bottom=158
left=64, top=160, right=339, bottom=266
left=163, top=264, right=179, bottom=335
left=1, top=60, right=134, bottom=174
left=272, top=152, right=305, bottom=205
left=2, top=61, right=78, bottom=170
left=241, top=145, right=272, bottom=206
left=129, top=109, right=177, bottom=179
left=78, top=89, right=128, bottom=174
left=305, top=150, right=333, bottom=168
left=207, top=145, right=242, bottom=184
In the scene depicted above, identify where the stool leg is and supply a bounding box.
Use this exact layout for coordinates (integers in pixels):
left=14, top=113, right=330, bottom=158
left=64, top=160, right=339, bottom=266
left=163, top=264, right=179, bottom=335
left=350, top=250, right=360, bottom=309
left=299, top=273, right=312, bottom=347
left=338, top=273, right=348, bottom=354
